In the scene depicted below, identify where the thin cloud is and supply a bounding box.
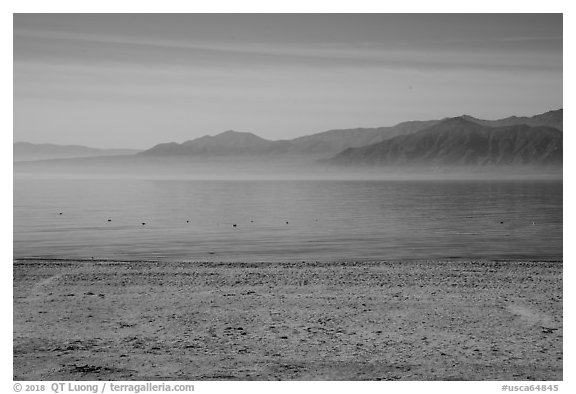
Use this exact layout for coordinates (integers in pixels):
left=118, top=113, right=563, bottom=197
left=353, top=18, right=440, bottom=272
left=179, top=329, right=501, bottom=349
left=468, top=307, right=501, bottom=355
left=14, top=27, right=560, bottom=74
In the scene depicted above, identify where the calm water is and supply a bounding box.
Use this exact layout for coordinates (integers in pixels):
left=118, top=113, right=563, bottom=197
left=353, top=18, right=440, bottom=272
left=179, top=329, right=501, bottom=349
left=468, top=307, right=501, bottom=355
left=13, top=177, right=562, bottom=262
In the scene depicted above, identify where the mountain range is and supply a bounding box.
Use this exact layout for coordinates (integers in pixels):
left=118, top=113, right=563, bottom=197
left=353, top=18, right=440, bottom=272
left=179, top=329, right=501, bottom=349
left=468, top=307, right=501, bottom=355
left=460, top=109, right=562, bottom=131
left=15, top=109, right=562, bottom=170
left=13, top=142, right=140, bottom=162
left=326, top=117, right=562, bottom=167
left=137, top=120, right=441, bottom=157
left=138, top=109, right=562, bottom=168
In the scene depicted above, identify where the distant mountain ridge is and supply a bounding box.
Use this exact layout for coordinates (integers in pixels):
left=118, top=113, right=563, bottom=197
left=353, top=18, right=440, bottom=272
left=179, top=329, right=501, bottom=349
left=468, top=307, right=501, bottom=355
left=326, top=117, right=562, bottom=167
left=461, top=109, right=562, bottom=131
left=139, top=121, right=440, bottom=157
left=285, top=120, right=440, bottom=153
left=17, top=109, right=562, bottom=170
left=142, top=130, right=285, bottom=156
left=13, top=142, right=141, bottom=162
left=139, top=109, right=562, bottom=159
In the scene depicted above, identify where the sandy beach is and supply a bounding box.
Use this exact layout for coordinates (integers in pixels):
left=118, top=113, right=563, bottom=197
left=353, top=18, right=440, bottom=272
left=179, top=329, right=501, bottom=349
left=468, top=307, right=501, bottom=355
left=13, top=259, right=562, bottom=381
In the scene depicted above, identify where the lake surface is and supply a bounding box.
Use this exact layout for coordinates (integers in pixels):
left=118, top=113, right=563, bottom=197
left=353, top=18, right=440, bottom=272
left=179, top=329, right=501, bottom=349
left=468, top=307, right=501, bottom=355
left=13, top=177, right=563, bottom=262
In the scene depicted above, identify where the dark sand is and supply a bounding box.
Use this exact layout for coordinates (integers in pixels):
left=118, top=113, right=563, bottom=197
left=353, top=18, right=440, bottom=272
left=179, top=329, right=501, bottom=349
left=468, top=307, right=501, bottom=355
left=13, top=259, right=562, bottom=381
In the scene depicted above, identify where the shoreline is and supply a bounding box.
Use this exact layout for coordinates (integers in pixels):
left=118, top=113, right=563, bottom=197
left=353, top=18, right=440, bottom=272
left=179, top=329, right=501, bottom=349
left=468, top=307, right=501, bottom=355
left=14, top=259, right=563, bottom=380
left=13, top=257, right=564, bottom=265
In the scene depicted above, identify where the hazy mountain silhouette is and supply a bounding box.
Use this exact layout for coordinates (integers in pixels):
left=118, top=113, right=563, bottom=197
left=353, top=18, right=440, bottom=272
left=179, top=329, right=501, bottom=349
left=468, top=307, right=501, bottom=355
left=139, top=121, right=439, bottom=157
left=461, top=109, right=562, bottom=131
left=17, top=109, right=562, bottom=175
left=326, top=117, right=562, bottom=167
left=285, top=120, right=440, bottom=153
left=139, top=130, right=293, bottom=156
left=13, top=142, right=141, bottom=162
left=139, top=109, right=561, bottom=159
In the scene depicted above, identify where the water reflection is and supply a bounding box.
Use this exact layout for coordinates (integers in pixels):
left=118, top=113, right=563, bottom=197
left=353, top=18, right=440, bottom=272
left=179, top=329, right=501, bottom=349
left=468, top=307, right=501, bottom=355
left=13, top=178, right=562, bottom=261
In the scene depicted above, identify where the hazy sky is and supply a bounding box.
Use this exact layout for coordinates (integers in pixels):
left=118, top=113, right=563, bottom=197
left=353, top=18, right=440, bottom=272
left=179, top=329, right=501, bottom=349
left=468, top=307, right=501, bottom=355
left=14, top=14, right=562, bottom=149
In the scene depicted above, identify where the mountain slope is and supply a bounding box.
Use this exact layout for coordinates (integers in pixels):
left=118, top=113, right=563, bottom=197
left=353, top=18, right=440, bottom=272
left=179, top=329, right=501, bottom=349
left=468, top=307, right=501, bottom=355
left=137, top=109, right=562, bottom=161
left=326, top=117, right=562, bottom=167
left=139, top=130, right=290, bottom=156
left=286, top=120, right=439, bottom=153
left=461, top=109, right=562, bottom=131
left=14, top=142, right=140, bottom=162
left=139, top=121, right=440, bottom=157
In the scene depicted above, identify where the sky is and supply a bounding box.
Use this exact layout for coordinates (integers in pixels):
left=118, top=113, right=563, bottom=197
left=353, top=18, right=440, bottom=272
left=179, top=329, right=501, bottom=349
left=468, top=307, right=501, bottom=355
left=13, top=14, right=563, bottom=149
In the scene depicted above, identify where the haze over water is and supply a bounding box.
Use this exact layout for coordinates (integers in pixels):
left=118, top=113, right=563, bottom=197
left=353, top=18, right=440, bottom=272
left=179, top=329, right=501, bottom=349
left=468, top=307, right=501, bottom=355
left=13, top=177, right=562, bottom=262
